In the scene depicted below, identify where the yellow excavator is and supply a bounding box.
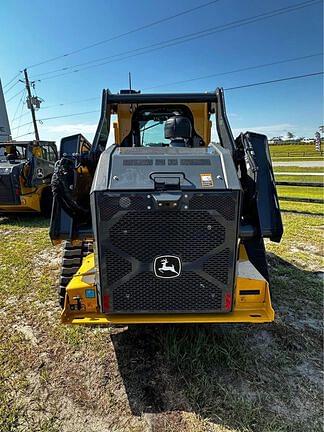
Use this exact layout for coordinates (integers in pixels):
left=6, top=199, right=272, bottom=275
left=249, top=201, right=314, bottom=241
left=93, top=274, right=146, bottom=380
left=0, top=140, right=58, bottom=215
left=49, top=88, right=283, bottom=325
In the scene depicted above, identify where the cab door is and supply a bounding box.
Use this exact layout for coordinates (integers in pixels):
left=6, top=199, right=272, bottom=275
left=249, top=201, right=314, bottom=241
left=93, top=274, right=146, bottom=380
left=30, top=142, right=57, bottom=186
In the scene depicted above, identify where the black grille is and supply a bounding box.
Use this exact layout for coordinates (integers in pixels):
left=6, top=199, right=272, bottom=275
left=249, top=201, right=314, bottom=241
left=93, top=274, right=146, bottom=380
left=106, top=251, right=132, bottom=285
left=112, top=272, right=223, bottom=313
left=190, top=193, right=236, bottom=220
left=99, top=194, right=146, bottom=221
left=95, top=191, right=240, bottom=314
left=0, top=175, right=16, bottom=204
left=110, top=211, right=225, bottom=262
left=203, top=248, right=231, bottom=284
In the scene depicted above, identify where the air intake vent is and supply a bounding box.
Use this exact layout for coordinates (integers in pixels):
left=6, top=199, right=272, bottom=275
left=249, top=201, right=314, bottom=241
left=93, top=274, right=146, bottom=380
left=123, top=159, right=153, bottom=166
left=180, top=159, right=211, bottom=166
left=190, top=193, right=236, bottom=220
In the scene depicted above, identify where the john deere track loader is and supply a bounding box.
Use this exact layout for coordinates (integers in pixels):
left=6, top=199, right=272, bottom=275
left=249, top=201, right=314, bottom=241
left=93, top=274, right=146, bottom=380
left=0, top=140, right=58, bottom=214
left=50, top=88, right=283, bottom=325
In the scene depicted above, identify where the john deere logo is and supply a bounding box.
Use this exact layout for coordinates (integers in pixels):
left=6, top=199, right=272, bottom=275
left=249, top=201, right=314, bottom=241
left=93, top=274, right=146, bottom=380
left=154, top=256, right=181, bottom=279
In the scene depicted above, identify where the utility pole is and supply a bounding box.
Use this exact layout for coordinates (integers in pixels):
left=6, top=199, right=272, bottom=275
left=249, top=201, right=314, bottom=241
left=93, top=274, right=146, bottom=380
left=23, top=68, right=40, bottom=141
left=128, top=72, right=132, bottom=91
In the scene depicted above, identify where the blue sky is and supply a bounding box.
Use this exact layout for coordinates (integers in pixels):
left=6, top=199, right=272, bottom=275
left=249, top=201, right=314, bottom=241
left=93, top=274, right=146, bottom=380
left=1, top=0, right=323, bottom=145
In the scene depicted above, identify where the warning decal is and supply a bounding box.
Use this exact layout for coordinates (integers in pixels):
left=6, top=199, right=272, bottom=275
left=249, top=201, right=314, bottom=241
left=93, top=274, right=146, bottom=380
left=200, top=173, right=214, bottom=188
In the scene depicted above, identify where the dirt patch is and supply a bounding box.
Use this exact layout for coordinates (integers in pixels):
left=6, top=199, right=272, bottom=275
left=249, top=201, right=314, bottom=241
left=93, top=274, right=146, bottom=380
left=13, top=324, right=38, bottom=346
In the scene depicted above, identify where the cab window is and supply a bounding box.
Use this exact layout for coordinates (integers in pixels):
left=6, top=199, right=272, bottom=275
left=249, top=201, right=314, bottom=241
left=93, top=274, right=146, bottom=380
left=40, top=145, right=57, bottom=161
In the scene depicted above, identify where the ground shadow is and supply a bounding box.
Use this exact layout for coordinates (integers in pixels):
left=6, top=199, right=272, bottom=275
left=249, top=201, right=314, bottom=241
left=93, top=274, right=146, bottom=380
left=0, top=213, right=49, bottom=228
left=109, top=254, right=322, bottom=430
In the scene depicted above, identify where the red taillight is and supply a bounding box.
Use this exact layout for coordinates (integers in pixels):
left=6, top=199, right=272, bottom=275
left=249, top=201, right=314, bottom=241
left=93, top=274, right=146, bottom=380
left=225, top=293, right=232, bottom=311
left=103, top=294, right=110, bottom=312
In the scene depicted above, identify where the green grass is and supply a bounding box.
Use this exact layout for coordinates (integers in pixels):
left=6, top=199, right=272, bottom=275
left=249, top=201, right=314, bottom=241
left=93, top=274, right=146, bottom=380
left=0, top=213, right=323, bottom=432
left=277, top=185, right=323, bottom=200
left=275, top=175, right=323, bottom=183
left=279, top=200, right=324, bottom=215
left=274, top=166, right=324, bottom=173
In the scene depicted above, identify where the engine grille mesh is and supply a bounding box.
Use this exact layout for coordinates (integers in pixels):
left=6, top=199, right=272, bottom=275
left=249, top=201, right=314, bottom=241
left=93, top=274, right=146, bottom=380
left=110, top=211, right=225, bottom=262
left=190, top=193, right=236, bottom=220
left=99, top=195, right=146, bottom=221
left=203, top=248, right=231, bottom=284
left=0, top=176, right=16, bottom=204
left=105, top=251, right=131, bottom=285
left=96, top=191, right=239, bottom=314
left=112, top=272, right=223, bottom=313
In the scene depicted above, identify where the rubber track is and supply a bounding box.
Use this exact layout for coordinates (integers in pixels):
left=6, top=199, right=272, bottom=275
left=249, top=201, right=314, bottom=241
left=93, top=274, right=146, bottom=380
left=58, top=240, right=93, bottom=309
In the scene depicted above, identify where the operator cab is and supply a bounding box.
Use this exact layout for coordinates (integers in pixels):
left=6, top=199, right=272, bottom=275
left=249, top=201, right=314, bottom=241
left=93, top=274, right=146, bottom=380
left=0, top=143, right=28, bottom=164
left=119, top=105, right=205, bottom=148
left=164, top=115, right=192, bottom=147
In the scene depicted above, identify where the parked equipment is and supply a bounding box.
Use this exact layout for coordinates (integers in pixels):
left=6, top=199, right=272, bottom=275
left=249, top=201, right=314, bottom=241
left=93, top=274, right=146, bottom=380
left=50, top=88, right=283, bottom=325
left=0, top=140, right=58, bottom=214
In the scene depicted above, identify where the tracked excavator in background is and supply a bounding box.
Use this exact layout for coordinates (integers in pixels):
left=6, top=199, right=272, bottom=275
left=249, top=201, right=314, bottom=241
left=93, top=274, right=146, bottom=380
left=49, top=88, right=283, bottom=325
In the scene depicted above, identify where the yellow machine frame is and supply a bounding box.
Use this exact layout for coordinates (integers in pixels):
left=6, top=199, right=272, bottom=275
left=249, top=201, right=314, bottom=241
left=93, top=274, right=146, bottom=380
left=61, top=243, right=274, bottom=325
left=0, top=184, right=48, bottom=213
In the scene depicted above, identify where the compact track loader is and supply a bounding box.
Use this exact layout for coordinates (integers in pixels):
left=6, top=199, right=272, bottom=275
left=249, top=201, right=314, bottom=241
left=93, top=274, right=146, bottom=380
left=50, top=88, right=283, bottom=325
left=0, top=140, right=58, bottom=214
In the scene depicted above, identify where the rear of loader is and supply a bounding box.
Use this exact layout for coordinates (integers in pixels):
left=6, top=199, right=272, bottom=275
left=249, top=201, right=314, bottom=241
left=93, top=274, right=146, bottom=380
left=50, top=88, right=283, bottom=326
left=0, top=140, right=58, bottom=214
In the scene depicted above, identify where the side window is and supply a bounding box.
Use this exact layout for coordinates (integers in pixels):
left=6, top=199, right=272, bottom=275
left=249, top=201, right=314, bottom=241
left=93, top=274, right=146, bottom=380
left=41, top=146, right=49, bottom=160
left=48, top=145, right=57, bottom=161
left=40, top=145, right=56, bottom=161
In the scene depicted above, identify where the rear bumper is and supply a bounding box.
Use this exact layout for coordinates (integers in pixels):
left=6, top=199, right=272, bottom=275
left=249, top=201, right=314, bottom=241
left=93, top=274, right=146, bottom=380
left=61, top=250, right=275, bottom=325
left=0, top=205, right=38, bottom=213
left=0, top=192, right=41, bottom=213
left=62, top=302, right=274, bottom=325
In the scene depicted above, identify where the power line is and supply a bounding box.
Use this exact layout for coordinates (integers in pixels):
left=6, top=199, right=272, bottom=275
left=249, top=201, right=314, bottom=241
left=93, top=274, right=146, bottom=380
left=11, top=52, right=320, bottom=119
left=26, top=0, right=221, bottom=70
left=12, top=132, right=34, bottom=140
left=225, top=71, right=323, bottom=91
left=143, top=52, right=323, bottom=90
left=11, top=90, right=26, bottom=124
left=10, top=109, right=100, bottom=132
left=40, top=96, right=99, bottom=110
left=39, top=110, right=100, bottom=122
left=3, top=72, right=21, bottom=89
left=31, top=0, right=321, bottom=82
left=4, top=80, right=21, bottom=95
left=11, top=96, right=100, bottom=124
left=15, top=89, right=27, bottom=139
left=6, top=88, right=25, bottom=104
left=9, top=70, right=324, bottom=135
